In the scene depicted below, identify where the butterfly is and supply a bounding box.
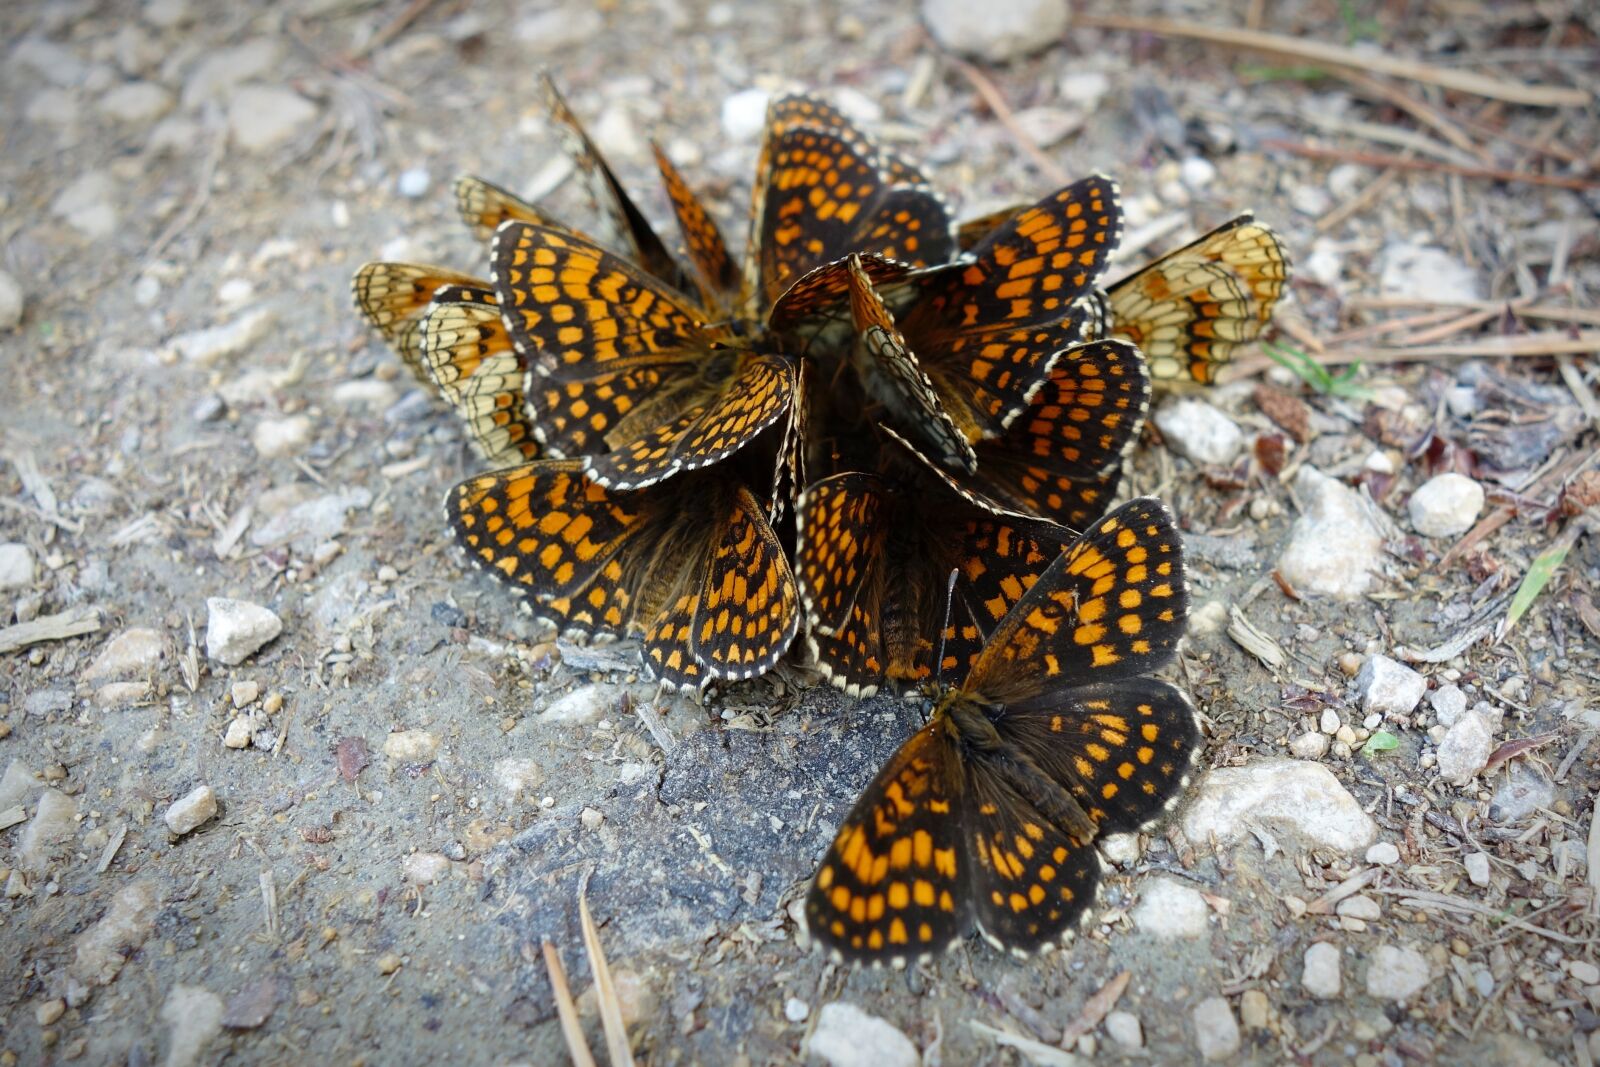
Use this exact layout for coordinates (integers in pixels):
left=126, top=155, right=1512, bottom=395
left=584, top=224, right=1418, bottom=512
left=804, top=497, right=1199, bottom=964
left=1097, top=213, right=1290, bottom=386
left=447, top=458, right=799, bottom=692
left=840, top=177, right=1124, bottom=468
left=351, top=262, right=494, bottom=383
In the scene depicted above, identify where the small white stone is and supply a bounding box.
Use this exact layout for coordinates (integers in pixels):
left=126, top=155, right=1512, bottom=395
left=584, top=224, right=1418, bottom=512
left=169, top=306, right=275, bottom=364
left=1464, top=851, right=1491, bottom=886
left=51, top=172, right=120, bottom=239
left=222, top=718, right=252, bottom=748
left=513, top=5, right=604, bottom=51
left=1181, top=156, right=1217, bottom=189
left=204, top=597, right=283, bottom=665
left=1366, top=841, right=1400, bottom=865
left=228, top=85, right=318, bottom=153
left=1011, top=106, right=1082, bottom=149
left=1319, top=708, right=1341, bottom=734
left=0, top=542, right=37, bottom=590
left=0, top=269, right=24, bottom=331
left=97, top=81, right=174, bottom=124
left=1058, top=71, right=1109, bottom=107
left=331, top=379, right=398, bottom=410
left=396, top=167, right=431, bottom=198
left=785, top=997, right=810, bottom=1023
left=383, top=729, right=439, bottom=762
left=1153, top=398, right=1243, bottom=465
left=543, top=683, right=616, bottom=724
left=231, top=680, right=260, bottom=707
left=1435, top=710, right=1494, bottom=785
left=1277, top=466, right=1385, bottom=599
left=920, top=0, right=1069, bottom=62
left=1192, top=996, right=1240, bottom=1061
left=1567, top=961, right=1600, bottom=986
left=161, top=985, right=223, bottom=1067
left=1335, top=724, right=1359, bottom=746
left=1429, top=684, right=1467, bottom=726
left=1336, top=894, right=1381, bottom=920
left=251, top=415, right=312, bottom=458
left=402, top=852, right=451, bottom=884
left=1355, top=655, right=1426, bottom=716
left=182, top=38, right=281, bottom=106
left=1378, top=242, right=1481, bottom=303
left=1365, top=944, right=1432, bottom=1002
left=85, top=627, right=165, bottom=681
left=1132, top=877, right=1209, bottom=939
left=1183, top=759, right=1377, bottom=852
left=721, top=88, right=771, bottom=142
left=164, top=785, right=218, bottom=835
left=1408, top=473, right=1485, bottom=538
left=1099, top=831, right=1142, bottom=865
left=1290, top=732, right=1329, bottom=759
left=19, top=789, right=78, bottom=872
left=1302, top=942, right=1342, bottom=998
left=806, top=1002, right=918, bottom=1067
left=1104, top=1010, right=1142, bottom=1050
left=216, top=278, right=254, bottom=306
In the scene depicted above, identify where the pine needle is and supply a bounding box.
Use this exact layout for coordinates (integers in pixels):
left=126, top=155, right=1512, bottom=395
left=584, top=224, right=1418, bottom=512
left=579, top=883, right=636, bottom=1067
left=543, top=941, right=597, bottom=1067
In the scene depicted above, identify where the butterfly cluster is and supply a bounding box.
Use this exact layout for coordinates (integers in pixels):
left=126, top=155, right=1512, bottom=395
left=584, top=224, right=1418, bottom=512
left=353, top=81, right=1289, bottom=961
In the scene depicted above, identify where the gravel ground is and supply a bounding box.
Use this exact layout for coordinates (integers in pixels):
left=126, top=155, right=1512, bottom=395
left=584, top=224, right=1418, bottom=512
left=2, top=1, right=1598, bottom=1064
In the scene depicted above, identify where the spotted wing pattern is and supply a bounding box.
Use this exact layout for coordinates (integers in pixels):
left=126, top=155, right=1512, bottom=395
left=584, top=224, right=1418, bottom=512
left=847, top=256, right=977, bottom=472
left=419, top=300, right=541, bottom=466
left=454, top=175, right=559, bottom=242
left=448, top=462, right=798, bottom=691
left=1106, top=214, right=1289, bottom=384
left=652, top=143, right=739, bottom=305
left=804, top=717, right=972, bottom=965
left=352, top=262, right=488, bottom=380
left=971, top=339, right=1152, bottom=526
left=807, top=498, right=1199, bottom=964
left=583, top=354, right=794, bottom=490
left=896, top=177, right=1125, bottom=440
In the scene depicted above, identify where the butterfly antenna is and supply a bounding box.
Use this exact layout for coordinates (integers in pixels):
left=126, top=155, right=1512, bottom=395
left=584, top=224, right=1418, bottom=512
left=933, top=567, right=960, bottom=684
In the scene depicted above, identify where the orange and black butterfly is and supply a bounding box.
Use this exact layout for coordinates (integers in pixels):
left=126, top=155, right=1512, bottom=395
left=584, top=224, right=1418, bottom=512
left=804, top=498, right=1198, bottom=964
left=447, top=459, right=799, bottom=692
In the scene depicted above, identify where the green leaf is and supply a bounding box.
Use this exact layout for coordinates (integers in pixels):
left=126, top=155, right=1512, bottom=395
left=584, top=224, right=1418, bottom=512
left=1504, top=541, right=1573, bottom=635
left=1364, top=729, right=1399, bottom=753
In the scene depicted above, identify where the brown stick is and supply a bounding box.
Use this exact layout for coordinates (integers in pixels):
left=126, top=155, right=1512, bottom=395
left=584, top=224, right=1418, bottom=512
left=1262, top=140, right=1597, bottom=191
left=1075, top=14, right=1591, bottom=108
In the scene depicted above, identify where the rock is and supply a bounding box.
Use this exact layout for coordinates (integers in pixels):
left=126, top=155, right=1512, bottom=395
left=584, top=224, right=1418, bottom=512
left=493, top=758, right=544, bottom=796
left=1319, top=708, right=1340, bottom=734
left=0, top=270, right=23, bottom=331
left=221, top=978, right=280, bottom=1030
left=26, top=87, right=80, bottom=126
left=1355, top=655, right=1426, bottom=716
left=231, top=680, right=260, bottom=707
left=98, top=81, right=173, bottom=123
left=1336, top=894, right=1381, bottom=920
left=1366, top=841, right=1400, bottom=865
left=543, top=683, right=616, bottom=724
left=1435, top=710, right=1493, bottom=785
left=51, top=170, right=120, bottom=239
left=161, top=985, right=224, bottom=1067
left=1276, top=467, right=1384, bottom=598
left=1099, top=831, right=1142, bottom=865
left=145, top=0, right=192, bottom=30
left=1191, top=996, right=1240, bottom=1061
left=169, top=306, right=275, bottom=364
left=1153, top=398, right=1243, bottom=465
left=250, top=488, right=371, bottom=551
left=1105, top=1010, right=1142, bottom=1050
left=228, top=85, right=318, bottom=152
left=1012, top=106, right=1083, bottom=149
left=1183, top=759, right=1376, bottom=852
left=402, top=852, right=451, bottom=884
left=1429, top=684, right=1467, bottom=725
left=1568, top=961, right=1600, bottom=986
left=71, top=880, right=160, bottom=987
left=1290, top=732, right=1329, bottom=759
left=1489, top=764, right=1554, bottom=824
left=165, top=785, right=218, bottom=835
left=331, top=379, right=398, bottom=410
left=1464, top=851, right=1491, bottom=887
left=19, top=789, right=77, bottom=871
left=920, top=0, right=1069, bottom=62
left=721, top=87, right=771, bottom=142
left=14, top=39, right=88, bottom=86
left=513, top=5, right=604, bottom=51
left=251, top=414, right=312, bottom=458
left=1059, top=71, right=1109, bottom=107
left=1238, top=990, right=1270, bottom=1029
left=223, top=717, right=253, bottom=748
left=24, top=689, right=71, bottom=717
left=396, top=166, right=430, bottom=198
left=1302, top=942, right=1341, bottom=998
left=182, top=39, right=282, bottom=107
left=205, top=598, right=282, bottom=664
left=95, top=681, right=150, bottom=709
left=1378, top=242, right=1481, bottom=303
left=383, top=729, right=439, bottom=762
left=85, top=627, right=165, bottom=681
left=36, top=998, right=66, bottom=1025
left=1364, top=944, right=1432, bottom=1002
left=0, top=542, right=36, bottom=590
left=1408, top=473, right=1484, bottom=538
left=806, top=1002, right=918, bottom=1067
left=1131, top=877, right=1208, bottom=938
left=0, top=761, right=43, bottom=809
left=785, top=997, right=810, bottom=1023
